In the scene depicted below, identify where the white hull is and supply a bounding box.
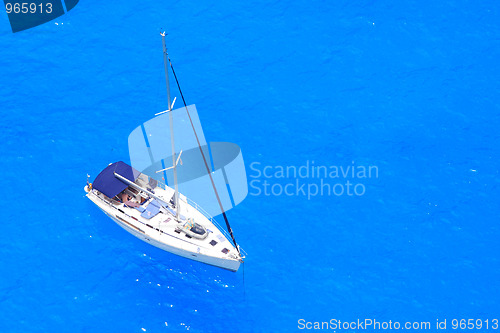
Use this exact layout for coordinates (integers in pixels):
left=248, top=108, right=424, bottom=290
left=86, top=187, right=242, bottom=272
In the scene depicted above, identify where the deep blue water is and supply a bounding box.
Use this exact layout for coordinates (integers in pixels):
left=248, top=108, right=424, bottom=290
left=1, top=1, right=499, bottom=332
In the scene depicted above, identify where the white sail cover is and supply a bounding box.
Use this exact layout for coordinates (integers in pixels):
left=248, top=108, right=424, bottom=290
left=128, top=104, right=248, bottom=217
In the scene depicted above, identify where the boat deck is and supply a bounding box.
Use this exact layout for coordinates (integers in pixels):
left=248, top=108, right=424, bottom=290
left=89, top=186, right=241, bottom=262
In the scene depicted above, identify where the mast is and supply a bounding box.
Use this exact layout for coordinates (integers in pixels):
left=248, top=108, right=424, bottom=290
left=161, top=32, right=180, bottom=220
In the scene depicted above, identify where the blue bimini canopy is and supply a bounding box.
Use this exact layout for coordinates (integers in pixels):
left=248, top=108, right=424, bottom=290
left=92, top=161, right=141, bottom=198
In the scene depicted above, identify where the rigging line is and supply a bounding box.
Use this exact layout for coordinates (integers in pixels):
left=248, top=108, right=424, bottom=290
left=167, top=56, right=240, bottom=255
left=243, top=261, right=246, bottom=300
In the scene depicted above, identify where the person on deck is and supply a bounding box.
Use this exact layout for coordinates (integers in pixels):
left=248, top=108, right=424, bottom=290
left=121, top=191, right=140, bottom=208
left=121, top=192, right=130, bottom=203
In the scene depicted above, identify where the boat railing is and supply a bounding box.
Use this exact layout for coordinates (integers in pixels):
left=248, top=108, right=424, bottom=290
left=184, top=196, right=246, bottom=258
left=93, top=189, right=247, bottom=259
left=150, top=176, right=246, bottom=257
left=92, top=192, right=198, bottom=253
left=151, top=175, right=232, bottom=237
left=184, top=197, right=229, bottom=238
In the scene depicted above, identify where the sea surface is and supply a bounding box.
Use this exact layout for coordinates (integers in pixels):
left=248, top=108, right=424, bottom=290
left=1, top=1, right=499, bottom=332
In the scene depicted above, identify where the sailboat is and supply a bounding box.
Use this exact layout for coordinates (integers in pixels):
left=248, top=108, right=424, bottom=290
left=84, top=33, right=245, bottom=271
